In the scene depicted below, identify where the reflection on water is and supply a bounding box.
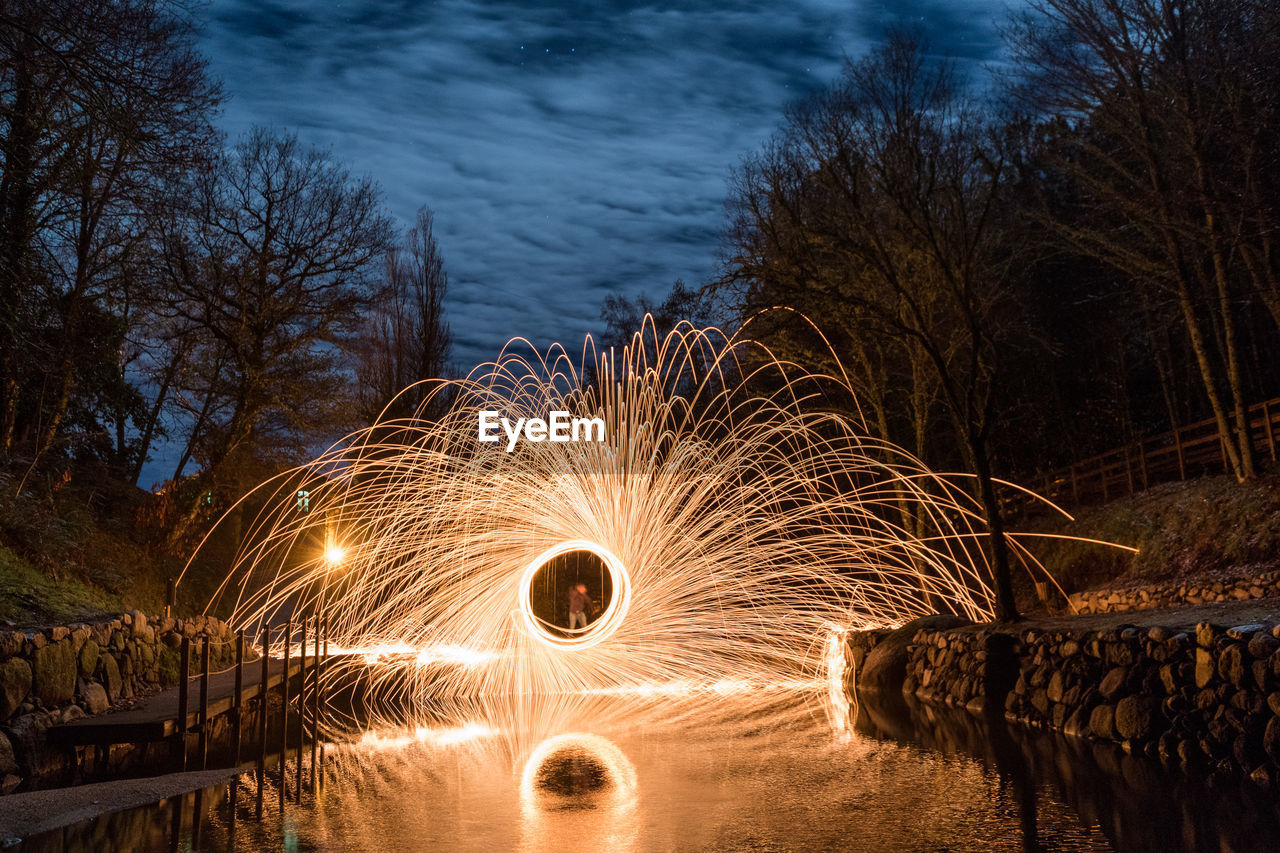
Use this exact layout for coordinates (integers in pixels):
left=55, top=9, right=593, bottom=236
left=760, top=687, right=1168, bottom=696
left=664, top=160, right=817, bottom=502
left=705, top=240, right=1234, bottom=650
left=11, top=688, right=1280, bottom=852
left=533, top=745, right=612, bottom=798
left=520, top=732, right=638, bottom=853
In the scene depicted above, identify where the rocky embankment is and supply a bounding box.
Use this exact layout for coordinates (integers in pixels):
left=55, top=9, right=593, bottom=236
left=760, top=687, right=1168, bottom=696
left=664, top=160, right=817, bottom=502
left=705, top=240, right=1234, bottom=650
left=1069, top=568, right=1280, bottom=614
left=846, top=608, right=1280, bottom=785
left=0, top=612, right=246, bottom=793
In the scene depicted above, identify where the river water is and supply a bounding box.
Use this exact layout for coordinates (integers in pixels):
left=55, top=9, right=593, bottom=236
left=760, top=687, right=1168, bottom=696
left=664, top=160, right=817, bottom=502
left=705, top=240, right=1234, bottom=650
left=13, top=689, right=1280, bottom=852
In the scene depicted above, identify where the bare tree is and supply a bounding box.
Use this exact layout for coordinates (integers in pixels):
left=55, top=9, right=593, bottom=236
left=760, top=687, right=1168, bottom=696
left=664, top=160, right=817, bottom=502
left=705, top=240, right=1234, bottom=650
left=1007, top=0, right=1280, bottom=481
left=0, top=0, right=218, bottom=456
left=719, top=33, right=1024, bottom=620
left=157, top=127, right=393, bottom=538
left=354, top=207, right=452, bottom=422
left=599, top=280, right=714, bottom=349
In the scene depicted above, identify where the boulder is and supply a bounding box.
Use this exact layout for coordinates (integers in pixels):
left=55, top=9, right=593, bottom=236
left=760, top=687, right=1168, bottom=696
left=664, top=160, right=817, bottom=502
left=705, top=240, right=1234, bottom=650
left=0, top=730, right=17, bottom=777
left=1217, top=644, right=1247, bottom=687
left=1265, top=716, right=1280, bottom=763
left=0, top=631, right=24, bottom=658
left=80, top=682, right=109, bottom=715
left=1046, top=670, right=1066, bottom=704
left=1100, top=667, right=1128, bottom=700
left=98, top=654, right=121, bottom=702
left=1115, top=695, right=1161, bottom=741
left=1089, top=703, right=1117, bottom=740
left=77, top=639, right=99, bottom=678
left=1250, top=765, right=1275, bottom=791
left=1195, top=648, right=1217, bottom=688
left=0, top=656, right=32, bottom=721
left=1063, top=706, right=1090, bottom=738
left=91, top=623, right=111, bottom=646
left=69, top=624, right=90, bottom=652
left=1158, top=664, right=1178, bottom=695
left=1249, top=633, right=1280, bottom=660
left=1253, top=660, right=1271, bottom=692
left=32, top=641, right=76, bottom=706
left=857, top=614, right=971, bottom=696
left=1196, top=622, right=1220, bottom=648
left=5, top=711, right=61, bottom=782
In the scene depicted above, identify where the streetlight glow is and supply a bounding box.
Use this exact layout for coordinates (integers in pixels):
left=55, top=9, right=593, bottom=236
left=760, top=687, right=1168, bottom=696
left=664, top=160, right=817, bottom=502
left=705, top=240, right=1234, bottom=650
left=324, top=541, right=345, bottom=568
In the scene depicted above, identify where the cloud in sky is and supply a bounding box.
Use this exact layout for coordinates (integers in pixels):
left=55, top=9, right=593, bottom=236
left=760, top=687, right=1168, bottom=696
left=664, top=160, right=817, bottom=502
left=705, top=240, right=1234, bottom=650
left=200, top=0, right=1013, bottom=371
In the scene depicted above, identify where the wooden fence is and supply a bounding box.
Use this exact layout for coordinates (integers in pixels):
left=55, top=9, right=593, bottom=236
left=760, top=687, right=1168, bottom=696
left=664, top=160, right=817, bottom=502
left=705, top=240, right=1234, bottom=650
left=1007, top=395, right=1280, bottom=515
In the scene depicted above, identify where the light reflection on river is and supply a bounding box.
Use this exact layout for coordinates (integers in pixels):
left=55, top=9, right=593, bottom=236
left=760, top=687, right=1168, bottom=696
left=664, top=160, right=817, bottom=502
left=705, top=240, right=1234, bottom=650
left=15, top=689, right=1280, bottom=852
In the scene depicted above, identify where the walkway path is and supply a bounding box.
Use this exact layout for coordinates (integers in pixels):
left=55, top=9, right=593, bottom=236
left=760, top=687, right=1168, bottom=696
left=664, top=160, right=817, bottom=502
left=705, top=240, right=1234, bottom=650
left=1028, top=596, right=1280, bottom=632
left=48, top=657, right=305, bottom=747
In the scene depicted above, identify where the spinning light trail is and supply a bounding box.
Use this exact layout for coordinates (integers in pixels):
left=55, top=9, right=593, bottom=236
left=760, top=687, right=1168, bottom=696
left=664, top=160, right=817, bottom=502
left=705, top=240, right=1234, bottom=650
left=200, top=317, right=1068, bottom=706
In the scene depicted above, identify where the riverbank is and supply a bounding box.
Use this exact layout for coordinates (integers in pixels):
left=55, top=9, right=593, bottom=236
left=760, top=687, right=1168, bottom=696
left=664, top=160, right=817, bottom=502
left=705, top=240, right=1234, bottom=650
left=0, top=766, right=239, bottom=841
left=845, top=597, right=1280, bottom=785
left=0, top=612, right=250, bottom=792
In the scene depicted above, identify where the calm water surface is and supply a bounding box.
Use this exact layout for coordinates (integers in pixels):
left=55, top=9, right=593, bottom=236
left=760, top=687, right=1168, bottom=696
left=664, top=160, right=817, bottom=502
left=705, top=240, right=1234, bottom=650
left=14, top=690, right=1280, bottom=852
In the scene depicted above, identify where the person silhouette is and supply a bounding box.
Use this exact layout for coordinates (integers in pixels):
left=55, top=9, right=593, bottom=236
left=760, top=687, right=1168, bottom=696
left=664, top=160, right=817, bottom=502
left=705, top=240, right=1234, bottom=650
left=567, top=582, right=595, bottom=631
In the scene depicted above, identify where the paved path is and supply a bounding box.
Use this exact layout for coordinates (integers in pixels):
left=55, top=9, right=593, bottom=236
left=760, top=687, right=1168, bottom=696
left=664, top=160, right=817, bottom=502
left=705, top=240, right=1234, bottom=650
left=0, top=767, right=240, bottom=840
left=48, top=656, right=306, bottom=746
left=1027, top=597, right=1280, bottom=632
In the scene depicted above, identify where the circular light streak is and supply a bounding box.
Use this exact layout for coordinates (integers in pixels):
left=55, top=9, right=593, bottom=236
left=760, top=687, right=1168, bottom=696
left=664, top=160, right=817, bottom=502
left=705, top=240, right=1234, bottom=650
left=520, top=732, right=638, bottom=814
left=517, top=540, right=632, bottom=651
left=518, top=733, right=640, bottom=852
left=196, top=316, right=1093, bottom=709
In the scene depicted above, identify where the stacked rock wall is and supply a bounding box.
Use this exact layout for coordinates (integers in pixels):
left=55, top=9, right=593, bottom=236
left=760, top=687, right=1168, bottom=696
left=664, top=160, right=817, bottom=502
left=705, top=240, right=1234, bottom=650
left=0, top=612, right=248, bottom=793
left=1002, top=620, right=1280, bottom=783
left=841, top=628, right=890, bottom=681
left=901, top=626, right=1017, bottom=715
left=849, top=616, right=1280, bottom=784
left=1069, top=569, right=1280, bottom=614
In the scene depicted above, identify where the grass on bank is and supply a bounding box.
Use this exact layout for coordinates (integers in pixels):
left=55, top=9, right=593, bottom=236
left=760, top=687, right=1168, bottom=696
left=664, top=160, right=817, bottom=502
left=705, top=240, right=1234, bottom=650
left=1022, top=473, right=1280, bottom=596
left=0, top=463, right=174, bottom=627
left=0, top=542, right=122, bottom=626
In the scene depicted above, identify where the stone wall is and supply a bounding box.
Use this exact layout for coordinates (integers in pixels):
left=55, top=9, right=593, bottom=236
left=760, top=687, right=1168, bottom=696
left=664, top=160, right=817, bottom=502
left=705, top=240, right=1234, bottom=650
left=0, top=612, right=249, bottom=793
left=849, top=615, right=1280, bottom=785
left=1002, top=620, right=1280, bottom=783
left=841, top=627, right=890, bottom=679
left=900, top=626, right=1017, bottom=715
left=1068, top=569, right=1280, bottom=614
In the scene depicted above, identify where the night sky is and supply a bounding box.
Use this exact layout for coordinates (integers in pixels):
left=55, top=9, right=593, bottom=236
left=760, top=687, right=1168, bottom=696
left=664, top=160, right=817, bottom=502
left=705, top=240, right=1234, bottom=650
left=200, top=0, right=1012, bottom=371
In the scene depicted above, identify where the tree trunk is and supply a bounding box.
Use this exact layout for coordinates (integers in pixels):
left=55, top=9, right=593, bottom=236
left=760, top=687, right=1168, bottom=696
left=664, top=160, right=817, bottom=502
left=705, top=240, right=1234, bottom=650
left=131, top=363, right=176, bottom=486
left=0, top=33, right=40, bottom=454
left=969, top=427, right=1019, bottom=622
left=36, top=294, right=85, bottom=455
left=1207, top=233, right=1255, bottom=479
left=1175, top=279, right=1248, bottom=479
